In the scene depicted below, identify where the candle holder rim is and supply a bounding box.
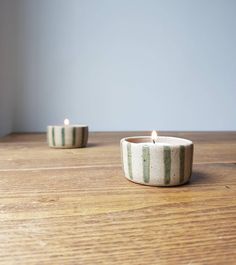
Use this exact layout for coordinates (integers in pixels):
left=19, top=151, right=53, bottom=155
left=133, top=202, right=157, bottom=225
left=121, top=136, right=193, bottom=146
left=47, top=124, right=88, bottom=128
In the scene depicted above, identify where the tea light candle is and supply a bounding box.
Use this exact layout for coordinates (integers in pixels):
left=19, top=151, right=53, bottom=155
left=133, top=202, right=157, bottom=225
left=47, top=119, right=88, bottom=148
left=120, top=131, right=193, bottom=186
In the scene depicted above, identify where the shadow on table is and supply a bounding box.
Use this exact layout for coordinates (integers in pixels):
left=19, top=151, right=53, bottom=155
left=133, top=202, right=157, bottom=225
left=86, top=143, right=102, bottom=148
left=189, top=170, right=211, bottom=185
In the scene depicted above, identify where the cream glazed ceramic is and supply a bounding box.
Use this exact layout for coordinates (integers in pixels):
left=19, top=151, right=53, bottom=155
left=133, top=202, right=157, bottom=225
left=47, top=125, right=88, bottom=148
left=120, top=136, right=194, bottom=186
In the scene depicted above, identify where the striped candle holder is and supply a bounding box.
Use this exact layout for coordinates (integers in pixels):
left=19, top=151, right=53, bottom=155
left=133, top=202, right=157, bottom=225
left=120, top=136, right=193, bottom=186
left=47, top=125, right=88, bottom=148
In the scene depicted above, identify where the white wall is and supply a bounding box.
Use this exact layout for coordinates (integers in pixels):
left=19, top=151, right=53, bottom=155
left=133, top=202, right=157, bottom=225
left=0, top=0, right=17, bottom=137
left=1, top=0, right=236, bottom=134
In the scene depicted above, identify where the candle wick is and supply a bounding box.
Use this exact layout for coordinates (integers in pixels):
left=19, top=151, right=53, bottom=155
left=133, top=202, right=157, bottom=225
left=153, top=139, right=155, bottom=144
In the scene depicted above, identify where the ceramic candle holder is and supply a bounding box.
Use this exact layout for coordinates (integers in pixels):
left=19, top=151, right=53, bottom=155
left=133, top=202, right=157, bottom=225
left=120, top=136, right=193, bottom=186
left=47, top=125, right=88, bottom=148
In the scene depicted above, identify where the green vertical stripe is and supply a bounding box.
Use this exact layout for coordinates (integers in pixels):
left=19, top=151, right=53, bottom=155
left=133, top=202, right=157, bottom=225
left=61, top=128, right=65, bottom=146
left=52, top=127, right=56, bottom=146
left=80, top=127, right=87, bottom=147
left=179, top=145, right=185, bottom=183
left=80, top=127, right=84, bottom=146
left=189, top=144, right=194, bottom=176
left=164, top=146, right=171, bottom=185
left=72, top=127, right=76, bottom=146
left=142, top=145, right=150, bottom=183
left=82, top=127, right=88, bottom=147
left=127, top=143, right=133, bottom=179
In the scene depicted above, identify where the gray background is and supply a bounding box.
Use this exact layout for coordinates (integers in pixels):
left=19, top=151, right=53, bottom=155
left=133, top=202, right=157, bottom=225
left=0, top=0, right=236, bottom=137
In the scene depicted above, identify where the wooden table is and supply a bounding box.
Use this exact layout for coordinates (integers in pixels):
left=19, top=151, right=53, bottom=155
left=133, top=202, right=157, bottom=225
left=0, top=132, right=236, bottom=264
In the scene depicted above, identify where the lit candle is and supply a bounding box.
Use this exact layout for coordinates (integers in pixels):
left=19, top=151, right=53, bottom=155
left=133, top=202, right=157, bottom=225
left=120, top=131, right=193, bottom=186
left=47, top=119, right=89, bottom=148
left=151, top=130, right=158, bottom=143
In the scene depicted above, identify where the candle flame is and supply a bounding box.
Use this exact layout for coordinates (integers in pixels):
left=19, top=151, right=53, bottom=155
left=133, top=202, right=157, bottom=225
left=64, top=118, right=70, bottom=126
left=151, top=130, right=158, bottom=143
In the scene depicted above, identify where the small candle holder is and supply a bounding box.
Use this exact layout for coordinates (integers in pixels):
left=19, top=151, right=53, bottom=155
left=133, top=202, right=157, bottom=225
left=47, top=119, right=88, bottom=148
left=120, top=134, right=193, bottom=186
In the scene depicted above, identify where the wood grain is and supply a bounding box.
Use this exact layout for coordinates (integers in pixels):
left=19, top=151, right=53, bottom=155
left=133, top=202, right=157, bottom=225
left=0, top=132, right=235, bottom=264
